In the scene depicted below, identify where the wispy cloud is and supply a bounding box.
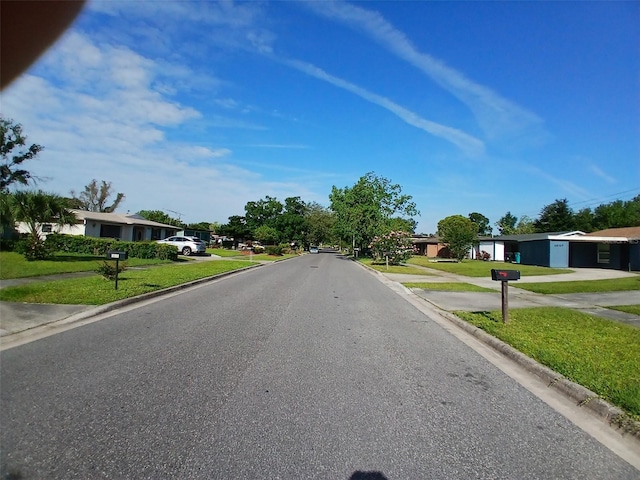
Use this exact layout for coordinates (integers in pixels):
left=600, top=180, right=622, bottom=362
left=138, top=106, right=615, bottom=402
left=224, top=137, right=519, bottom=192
left=523, top=164, right=591, bottom=200
left=588, top=164, right=616, bottom=184
left=305, top=0, right=547, bottom=144
left=0, top=32, right=316, bottom=223
left=279, top=57, right=485, bottom=156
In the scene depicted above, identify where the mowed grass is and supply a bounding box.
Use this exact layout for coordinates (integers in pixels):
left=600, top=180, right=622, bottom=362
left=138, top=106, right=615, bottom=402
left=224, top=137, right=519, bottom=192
left=516, top=276, right=640, bottom=294
left=607, top=305, right=640, bottom=316
left=0, top=260, right=253, bottom=305
left=207, top=249, right=298, bottom=262
left=407, top=257, right=572, bottom=277
left=0, top=251, right=173, bottom=279
left=403, top=282, right=496, bottom=292
left=456, top=307, right=640, bottom=418
left=358, top=258, right=432, bottom=275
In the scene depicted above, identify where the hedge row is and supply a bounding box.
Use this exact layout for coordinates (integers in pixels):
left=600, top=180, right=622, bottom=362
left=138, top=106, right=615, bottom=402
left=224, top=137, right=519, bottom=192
left=44, top=234, right=178, bottom=260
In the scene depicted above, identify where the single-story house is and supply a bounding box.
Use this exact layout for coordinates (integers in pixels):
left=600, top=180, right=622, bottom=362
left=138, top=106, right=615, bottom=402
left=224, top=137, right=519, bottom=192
left=472, top=227, right=640, bottom=271
left=411, top=235, right=451, bottom=258
left=16, top=210, right=179, bottom=242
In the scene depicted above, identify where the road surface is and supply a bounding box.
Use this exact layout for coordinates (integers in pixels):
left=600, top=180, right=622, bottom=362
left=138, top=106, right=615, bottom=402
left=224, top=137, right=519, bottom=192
left=1, top=251, right=637, bottom=478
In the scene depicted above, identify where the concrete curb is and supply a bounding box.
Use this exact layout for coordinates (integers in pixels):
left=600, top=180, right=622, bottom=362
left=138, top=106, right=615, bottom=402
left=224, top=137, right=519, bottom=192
left=354, top=259, right=640, bottom=441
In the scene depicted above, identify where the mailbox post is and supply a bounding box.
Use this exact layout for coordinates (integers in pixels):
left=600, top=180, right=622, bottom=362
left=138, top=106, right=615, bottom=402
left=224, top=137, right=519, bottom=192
left=106, top=251, right=128, bottom=290
left=490, top=269, right=520, bottom=323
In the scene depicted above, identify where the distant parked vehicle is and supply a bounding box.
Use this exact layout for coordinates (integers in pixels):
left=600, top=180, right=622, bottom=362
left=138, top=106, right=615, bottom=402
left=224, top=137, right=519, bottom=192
left=309, top=245, right=319, bottom=254
left=157, top=236, right=206, bottom=256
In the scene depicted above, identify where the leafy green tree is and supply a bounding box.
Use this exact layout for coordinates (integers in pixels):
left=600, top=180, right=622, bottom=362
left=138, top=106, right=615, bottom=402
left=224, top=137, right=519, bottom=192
left=329, top=172, right=418, bottom=251
left=253, top=224, right=280, bottom=245
left=218, top=215, right=252, bottom=248
left=468, top=212, right=492, bottom=236
left=137, top=210, right=183, bottom=227
left=593, top=197, right=640, bottom=230
left=387, top=216, right=417, bottom=234
left=244, top=196, right=283, bottom=231
left=437, top=215, right=478, bottom=261
left=305, top=202, right=335, bottom=246
left=276, top=196, right=308, bottom=244
left=573, top=208, right=594, bottom=232
left=1, top=117, right=43, bottom=191
left=7, top=190, right=77, bottom=260
left=70, top=179, right=125, bottom=213
left=534, top=199, right=575, bottom=232
left=495, top=211, right=517, bottom=235
left=209, top=221, right=221, bottom=234
left=185, top=221, right=211, bottom=231
left=514, top=215, right=536, bottom=234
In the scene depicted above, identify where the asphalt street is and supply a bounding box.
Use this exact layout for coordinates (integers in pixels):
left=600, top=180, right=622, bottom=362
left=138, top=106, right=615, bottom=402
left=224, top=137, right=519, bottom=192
left=1, top=252, right=638, bottom=479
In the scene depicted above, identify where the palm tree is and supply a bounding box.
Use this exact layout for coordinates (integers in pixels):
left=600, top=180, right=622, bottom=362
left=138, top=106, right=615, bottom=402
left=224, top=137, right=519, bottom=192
left=7, top=190, right=77, bottom=259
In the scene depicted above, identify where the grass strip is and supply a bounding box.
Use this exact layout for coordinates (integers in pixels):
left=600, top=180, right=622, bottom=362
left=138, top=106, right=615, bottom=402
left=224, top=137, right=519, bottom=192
left=0, top=260, right=252, bottom=305
left=515, top=276, right=640, bottom=294
left=358, top=258, right=431, bottom=275
left=456, top=307, right=640, bottom=418
left=407, top=257, right=571, bottom=277
left=607, top=305, right=640, bottom=316
left=0, top=252, right=173, bottom=279
left=403, top=282, right=496, bottom=292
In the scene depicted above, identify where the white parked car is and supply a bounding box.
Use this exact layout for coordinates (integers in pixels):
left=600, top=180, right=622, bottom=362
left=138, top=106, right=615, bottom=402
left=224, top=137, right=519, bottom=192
left=157, top=236, right=206, bottom=256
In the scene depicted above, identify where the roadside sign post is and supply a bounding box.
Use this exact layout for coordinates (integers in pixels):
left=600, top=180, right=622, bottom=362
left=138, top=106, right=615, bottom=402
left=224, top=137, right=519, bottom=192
left=106, top=251, right=128, bottom=290
left=490, top=269, right=520, bottom=323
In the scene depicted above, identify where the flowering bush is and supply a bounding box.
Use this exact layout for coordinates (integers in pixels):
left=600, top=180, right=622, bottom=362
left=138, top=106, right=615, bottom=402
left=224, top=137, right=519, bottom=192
left=369, top=231, right=413, bottom=265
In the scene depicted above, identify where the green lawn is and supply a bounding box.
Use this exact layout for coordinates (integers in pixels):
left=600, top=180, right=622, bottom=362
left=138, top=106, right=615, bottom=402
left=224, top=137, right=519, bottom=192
left=403, top=282, right=495, bottom=292
left=607, top=305, right=640, bottom=316
left=359, top=258, right=432, bottom=275
left=0, top=260, right=253, bottom=305
left=456, top=307, right=640, bottom=419
left=515, top=276, right=640, bottom=294
left=407, top=257, right=572, bottom=277
left=0, top=251, right=173, bottom=279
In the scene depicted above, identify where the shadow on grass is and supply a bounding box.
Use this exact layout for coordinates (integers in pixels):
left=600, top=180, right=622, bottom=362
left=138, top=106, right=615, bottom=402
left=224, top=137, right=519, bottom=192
left=50, top=255, right=102, bottom=262
left=470, top=311, right=500, bottom=322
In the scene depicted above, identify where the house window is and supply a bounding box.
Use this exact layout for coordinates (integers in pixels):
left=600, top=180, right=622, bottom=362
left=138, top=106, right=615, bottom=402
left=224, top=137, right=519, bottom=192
left=41, top=224, right=52, bottom=233
left=100, top=224, right=121, bottom=239
left=597, top=243, right=610, bottom=264
left=151, top=228, right=162, bottom=240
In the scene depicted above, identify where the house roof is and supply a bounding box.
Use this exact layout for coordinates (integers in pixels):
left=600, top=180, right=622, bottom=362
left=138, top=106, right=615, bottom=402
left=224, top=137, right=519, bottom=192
left=494, top=231, right=584, bottom=242
left=587, top=226, right=640, bottom=239
left=72, top=210, right=179, bottom=229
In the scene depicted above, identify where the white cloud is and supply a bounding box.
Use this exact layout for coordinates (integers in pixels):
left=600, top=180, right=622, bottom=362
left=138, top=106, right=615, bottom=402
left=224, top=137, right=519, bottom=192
left=280, top=58, right=485, bottom=156
left=0, top=30, right=313, bottom=224
left=305, top=0, right=547, bottom=144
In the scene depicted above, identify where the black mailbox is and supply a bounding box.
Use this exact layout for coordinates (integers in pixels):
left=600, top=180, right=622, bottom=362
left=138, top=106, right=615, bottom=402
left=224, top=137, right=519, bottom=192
left=107, top=251, right=128, bottom=260
left=491, top=269, right=520, bottom=281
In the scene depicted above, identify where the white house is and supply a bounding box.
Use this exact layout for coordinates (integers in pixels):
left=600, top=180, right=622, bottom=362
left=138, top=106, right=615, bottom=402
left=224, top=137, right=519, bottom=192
left=16, top=210, right=179, bottom=242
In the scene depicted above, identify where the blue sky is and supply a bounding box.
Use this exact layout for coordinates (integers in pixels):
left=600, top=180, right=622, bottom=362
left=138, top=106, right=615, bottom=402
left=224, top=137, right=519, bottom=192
left=2, top=0, right=638, bottom=233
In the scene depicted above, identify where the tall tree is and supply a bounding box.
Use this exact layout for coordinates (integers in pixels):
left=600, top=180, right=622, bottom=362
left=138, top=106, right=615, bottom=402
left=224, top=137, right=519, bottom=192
left=0, top=117, right=43, bottom=191
left=276, top=196, right=308, bottom=244
left=329, top=172, right=418, bottom=250
left=305, top=202, right=335, bottom=246
left=514, top=215, right=536, bottom=234
left=593, top=198, right=640, bottom=230
left=534, top=199, right=575, bottom=232
left=244, top=196, right=283, bottom=231
left=71, top=179, right=125, bottom=212
left=468, top=212, right=492, bottom=236
left=7, top=190, right=77, bottom=259
left=496, top=211, right=518, bottom=235
left=218, top=215, right=252, bottom=248
left=137, top=210, right=182, bottom=227
left=437, top=215, right=478, bottom=261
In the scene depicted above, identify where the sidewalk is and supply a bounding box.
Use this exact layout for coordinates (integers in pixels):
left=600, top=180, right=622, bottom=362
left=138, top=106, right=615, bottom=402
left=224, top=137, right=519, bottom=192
left=382, top=266, right=640, bottom=328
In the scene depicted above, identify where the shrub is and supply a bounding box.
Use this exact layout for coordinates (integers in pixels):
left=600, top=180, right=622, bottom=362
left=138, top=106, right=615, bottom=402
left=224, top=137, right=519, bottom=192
left=96, top=260, right=126, bottom=280
left=265, top=245, right=283, bottom=256
left=478, top=250, right=491, bottom=261
left=253, top=245, right=265, bottom=254
left=44, top=234, right=178, bottom=260
left=369, top=231, right=413, bottom=265
left=15, top=237, right=55, bottom=261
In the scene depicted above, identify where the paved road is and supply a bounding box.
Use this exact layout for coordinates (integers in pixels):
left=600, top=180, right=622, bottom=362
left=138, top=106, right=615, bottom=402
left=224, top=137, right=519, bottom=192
left=1, top=252, right=637, bottom=479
